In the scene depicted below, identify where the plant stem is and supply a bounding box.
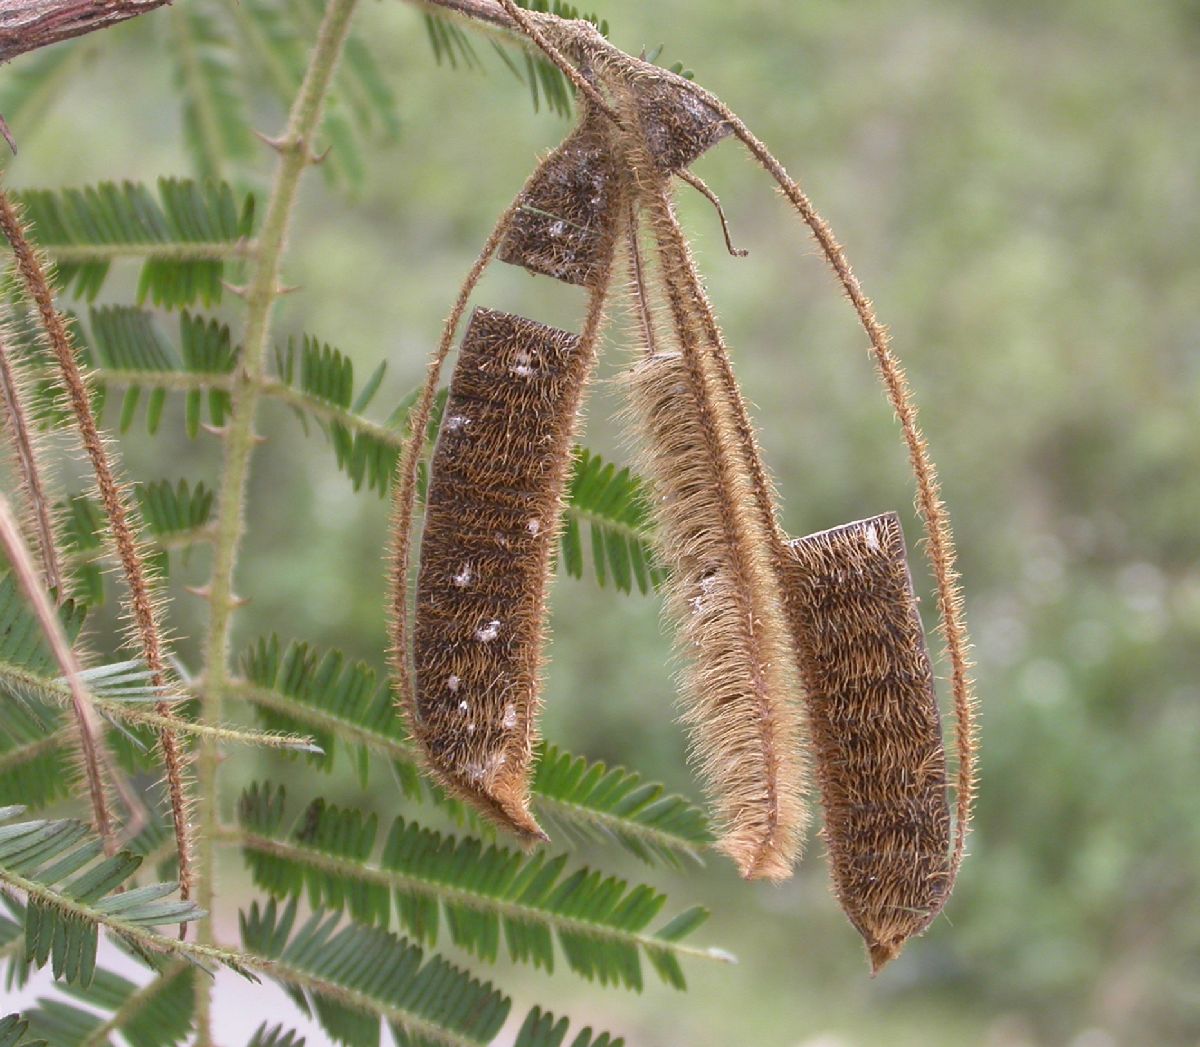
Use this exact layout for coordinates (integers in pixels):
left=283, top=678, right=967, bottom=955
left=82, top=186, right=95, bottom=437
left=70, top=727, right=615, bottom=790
left=192, top=0, right=359, bottom=1041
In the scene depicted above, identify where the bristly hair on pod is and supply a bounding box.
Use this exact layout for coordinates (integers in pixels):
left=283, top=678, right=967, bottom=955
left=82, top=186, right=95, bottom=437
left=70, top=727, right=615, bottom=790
left=391, top=83, right=627, bottom=840
left=0, top=307, right=67, bottom=598
left=779, top=513, right=951, bottom=972
left=410, top=309, right=590, bottom=839
left=617, top=199, right=809, bottom=882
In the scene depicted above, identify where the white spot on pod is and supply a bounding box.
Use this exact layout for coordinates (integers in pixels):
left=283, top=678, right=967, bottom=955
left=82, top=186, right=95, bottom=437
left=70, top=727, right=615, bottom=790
left=444, top=414, right=469, bottom=432
left=864, top=523, right=881, bottom=552
left=446, top=675, right=460, bottom=693
left=475, top=619, right=501, bottom=643
left=466, top=762, right=485, bottom=783
left=453, top=563, right=473, bottom=587
left=549, top=220, right=566, bottom=236
left=501, top=703, right=517, bottom=730
left=466, top=722, right=476, bottom=735
left=526, top=518, right=541, bottom=536
left=511, top=351, right=535, bottom=378
left=458, top=700, right=469, bottom=713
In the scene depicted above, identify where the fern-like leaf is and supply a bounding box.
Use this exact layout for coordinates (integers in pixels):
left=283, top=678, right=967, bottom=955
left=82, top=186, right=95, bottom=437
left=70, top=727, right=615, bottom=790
left=25, top=960, right=193, bottom=1047
left=171, top=6, right=254, bottom=178
left=248, top=1025, right=306, bottom=1047
left=233, top=637, right=711, bottom=865
left=59, top=479, right=213, bottom=605
left=11, top=180, right=254, bottom=306
left=236, top=785, right=725, bottom=991
left=240, top=897, right=509, bottom=1047
left=0, top=808, right=242, bottom=983
left=563, top=449, right=663, bottom=594
left=423, top=2, right=609, bottom=119
left=512, top=1007, right=623, bottom=1047
left=0, top=1014, right=46, bottom=1047
left=271, top=337, right=408, bottom=495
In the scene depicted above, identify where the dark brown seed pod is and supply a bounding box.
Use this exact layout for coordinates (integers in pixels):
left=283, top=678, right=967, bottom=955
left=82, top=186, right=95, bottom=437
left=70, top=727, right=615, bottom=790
left=778, top=512, right=951, bottom=972
left=628, top=71, right=732, bottom=172
left=411, top=307, right=596, bottom=839
left=498, top=108, right=622, bottom=287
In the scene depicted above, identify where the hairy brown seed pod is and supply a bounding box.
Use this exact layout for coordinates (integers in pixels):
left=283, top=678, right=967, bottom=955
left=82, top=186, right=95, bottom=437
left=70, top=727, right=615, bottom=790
left=411, top=307, right=597, bottom=839
left=778, top=513, right=951, bottom=972
left=499, top=107, right=621, bottom=287
left=628, top=72, right=731, bottom=172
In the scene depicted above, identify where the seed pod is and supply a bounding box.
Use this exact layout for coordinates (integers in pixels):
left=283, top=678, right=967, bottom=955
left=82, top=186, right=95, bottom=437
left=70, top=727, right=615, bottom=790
left=620, top=192, right=809, bottom=879
left=412, top=307, right=597, bottom=839
left=628, top=70, right=732, bottom=172
left=778, top=513, right=951, bottom=971
left=499, top=108, right=621, bottom=287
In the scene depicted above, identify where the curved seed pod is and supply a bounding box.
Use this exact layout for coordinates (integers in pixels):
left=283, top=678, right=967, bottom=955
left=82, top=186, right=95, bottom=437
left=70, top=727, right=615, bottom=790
left=779, top=513, right=951, bottom=971
left=620, top=205, right=808, bottom=880
left=411, top=307, right=597, bottom=839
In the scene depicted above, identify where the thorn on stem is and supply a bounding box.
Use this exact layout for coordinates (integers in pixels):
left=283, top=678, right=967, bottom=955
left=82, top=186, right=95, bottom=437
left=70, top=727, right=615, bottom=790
left=308, top=143, right=333, bottom=166
left=0, top=114, right=16, bottom=155
left=221, top=280, right=248, bottom=298
left=253, top=129, right=293, bottom=154
left=201, top=423, right=228, bottom=438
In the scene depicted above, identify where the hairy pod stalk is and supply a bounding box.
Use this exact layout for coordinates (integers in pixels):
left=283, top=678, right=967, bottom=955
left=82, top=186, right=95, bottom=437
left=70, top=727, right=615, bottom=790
left=779, top=514, right=951, bottom=971
left=620, top=196, right=808, bottom=881
left=0, top=188, right=194, bottom=896
left=0, top=493, right=117, bottom=854
left=391, top=99, right=625, bottom=838
left=0, top=311, right=64, bottom=596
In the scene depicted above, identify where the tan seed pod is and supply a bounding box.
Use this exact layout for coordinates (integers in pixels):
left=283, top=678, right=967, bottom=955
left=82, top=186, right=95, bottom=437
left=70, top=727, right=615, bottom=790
left=411, top=307, right=598, bottom=839
left=778, top=513, right=951, bottom=971
left=620, top=208, right=808, bottom=880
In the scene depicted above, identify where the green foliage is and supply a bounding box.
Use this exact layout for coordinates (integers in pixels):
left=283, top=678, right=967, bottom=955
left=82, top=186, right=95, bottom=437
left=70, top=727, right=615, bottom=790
left=235, top=636, right=712, bottom=866
left=563, top=449, right=662, bottom=594
left=248, top=1025, right=306, bottom=1047
left=424, top=1, right=609, bottom=118
left=0, top=808, right=208, bottom=985
left=61, top=479, right=214, bottom=604
left=224, top=0, right=397, bottom=188
left=25, top=961, right=194, bottom=1047
left=171, top=6, right=255, bottom=178
left=512, top=1008, right=622, bottom=1047
left=530, top=744, right=712, bottom=867
left=11, top=180, right=254, bottom=307
left=273, top=336, right=408, bottom=496
left=240, top=897, right=511, bottom=1047
left=0, top=1014, right=46, bottom=1047
left=237, top=783, right=714, bottom=991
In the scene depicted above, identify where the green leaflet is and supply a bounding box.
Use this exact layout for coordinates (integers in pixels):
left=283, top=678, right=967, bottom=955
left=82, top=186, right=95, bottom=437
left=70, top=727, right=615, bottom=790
left=26, top=961, right=193, bottom=1047
left=239, top=898, right=510, bottom=1047
left=0, top=1014, right=47, bottom=1047
left=0, top=809, right=227, bottom=985
left=236, top=784, right=721, bottom=991
left=11, top=179, right=254, bottom=307
left=235, top=636, right=712, bottom=867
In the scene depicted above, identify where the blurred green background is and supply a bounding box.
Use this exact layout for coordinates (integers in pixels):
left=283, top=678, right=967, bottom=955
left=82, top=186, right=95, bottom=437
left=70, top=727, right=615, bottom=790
left=3, top=0, right=1199, bottom=1043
